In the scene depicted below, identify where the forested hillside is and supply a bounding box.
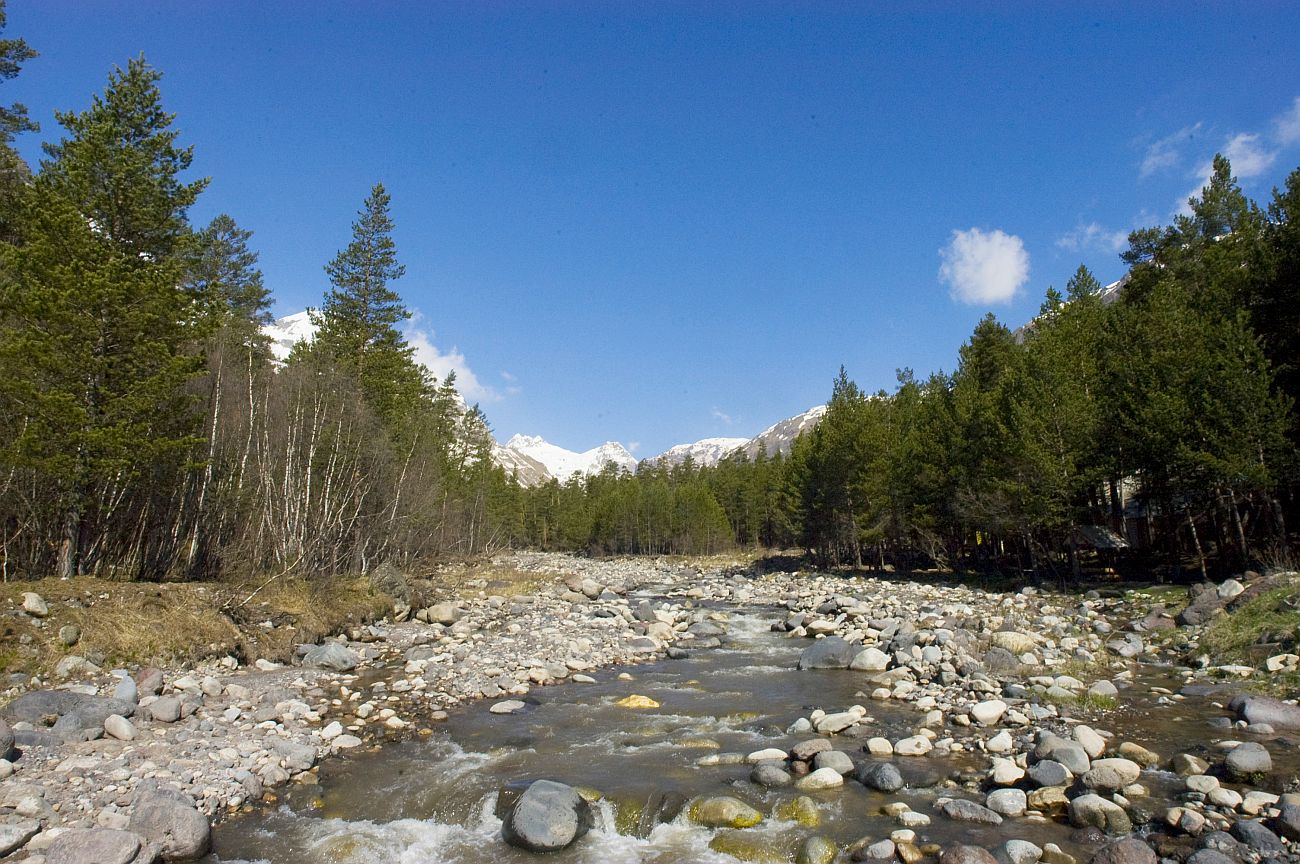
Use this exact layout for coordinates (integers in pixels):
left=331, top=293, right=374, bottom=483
left=1, top=15, right=1296, bottom=583
left=520, top=159, right=1300, bottom=578
left=0, top=48, right=522, bottom=580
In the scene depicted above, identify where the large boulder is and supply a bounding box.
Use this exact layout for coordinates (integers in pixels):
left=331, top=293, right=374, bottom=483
left=1224, top=742, right=1272, bottom=780
left=128, top=790, right=211, bottom=861
left=0, top=816, right=40, bottom=858
left=850, top=647, right=890, bottom=671
left=989, top=631, right=1036, bottom=655
left=46, top=829, right=159, bottom=864
left=367, top=561, right=411, bottom=604
left=501, top=780, right=594, bottom=853
left=302, top=642, right=357, bottom=672
left=1230, top=695, right=1300, bottom=730
left=797, top=636, right=855, bottom=670
left=1082, top=758, right=1142, bottom=793
left=1069, top=794, right=1132, bottom=835
left=857, top=761, right=904, bottom=793
left=3, top=691, right=134, bottom=728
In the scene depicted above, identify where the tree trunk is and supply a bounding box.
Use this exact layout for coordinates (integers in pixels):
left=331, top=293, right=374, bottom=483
left=1186, top=506, right=1208, bottom=581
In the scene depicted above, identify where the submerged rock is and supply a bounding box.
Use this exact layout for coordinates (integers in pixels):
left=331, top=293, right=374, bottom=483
left=689, top=795, right=763, bottom=829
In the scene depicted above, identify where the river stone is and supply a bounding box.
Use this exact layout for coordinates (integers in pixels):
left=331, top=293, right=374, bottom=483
left=1116, top=742, right=1158, bottom=768
left=104, top=714, right=137, bottom=741
left=815, top=711, right=861, bottom=734
left=1074, top=725, right=1106, bottom=759
left=990, top=631, right=1035, bottom=655
left=797, top=767, right=845, bottom=790
left=490, top=700, right=527, bottom=714
left=150, top=697, right=181, bottom=723
left=302, top=642, right=357, bottom=671
left=501, top=780, right=593, bottom=852
left=1036, top=735, right=1091, bottom=775
left=21, top=592, right=48, bottom=618
left=940, top=798, right=1003, bottom=825
left=851, top=647, right=891, bottom=671
left=1229, top=820, right=1285, bottom=856
left=1028, top=760, right=1071, bottom=788
left=987, top=788, right=1028, bottom=817
left=1068, top=794, right=1131, bottom=835
left=798, top=835, right=838, bottom=864
left=690, top=796, right=763, bottom=829
left=1171, top=753, right=1209, bottom=776
left=1186, top=851, right=1235, bottom=864
left=1273, top=803, right=1300, bottom=841
left=46, top=829, right=155, bottom=864
left=426, top=602, right=464, bottom=625
left=1230, top=695, right=1300, bottom=730
left=894, top=736, right=932, bottom=756
left=0, top=719, right=13, bottom=762
left=858, top=761, right=905, bottom=792
left=792, top=739, right=832, bottom=761
left=971, top=700, right=1007, bottom=726
left=941, top=846, right=999, bottom=864
left=747, top=747, right=788, bottom=763
left=798, top=636, right=856, bottom=670
left=1088, top=680, right=1119, bottom=698
left=0, top=816, right=39, bottom=858
left=751, top=762, right=792, bottom=787
left=994, top=840, right=1043, bottom=864
left=129, top=791, right=210, bottom=861
left=1090, top=838, right=1156, bottom=864
left=1082, top=758, right=1141, bottom=793
left=1224, top=742, right=1272, bottom=779
left=814, top=750, right=856, bottom=775
left=270, top=739, right=316, bottom=773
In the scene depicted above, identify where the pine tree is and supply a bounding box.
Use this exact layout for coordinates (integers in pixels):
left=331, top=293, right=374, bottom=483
left=40, top=56, right=206, bottom=260
left=313, top=183, right=423, bottom=423
left=188, top=213, right=271, bottom=332
left=0, top=0, right=37, bottom=241
left=0, top=56, right=204, bottom=577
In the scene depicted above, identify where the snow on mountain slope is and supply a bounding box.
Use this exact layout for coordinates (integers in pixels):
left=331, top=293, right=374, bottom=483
left=735, top=404, right=828, bottom=460
left=502, top=435, right=638, bottom=482
left=492, top=443, right=552, bottom=487
left=651, top=437, right=750, bottom=468
left=263, top=311, right=316, bottom=362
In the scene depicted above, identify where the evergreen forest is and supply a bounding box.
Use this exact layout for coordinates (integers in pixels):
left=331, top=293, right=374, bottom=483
left=2, top=25, right=1297, bottom=585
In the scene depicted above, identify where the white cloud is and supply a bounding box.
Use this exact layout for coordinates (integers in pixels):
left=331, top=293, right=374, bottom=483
left=404, top=311, right=500, bottom=403
left=626, top=441, right=641, bottom=454
left=1055, top=222, right=1129, bottom=255
left=938, top=228, right=1030, bottom=305
left=1220, top=132, right=1278, bottom=178
left=1141, top=123, right=1201, bottom=179
left=1275, top=96, right=1300, bottom=146
left=711, top=407, right=734, bottom=426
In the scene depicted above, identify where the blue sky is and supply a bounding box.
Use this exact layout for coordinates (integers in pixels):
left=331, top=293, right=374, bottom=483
left=9, top=2, right=1300, bottom=455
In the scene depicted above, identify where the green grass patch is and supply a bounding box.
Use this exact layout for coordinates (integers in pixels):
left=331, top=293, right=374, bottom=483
left=1201, top=578, right=1300, bottom=664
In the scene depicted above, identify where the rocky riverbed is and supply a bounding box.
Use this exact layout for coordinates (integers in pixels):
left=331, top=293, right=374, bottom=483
left=1, top=554, right=1298, bottom=864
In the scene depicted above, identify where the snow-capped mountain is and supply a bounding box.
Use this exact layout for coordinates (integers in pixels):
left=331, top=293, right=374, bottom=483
left=649, top=437, right=750, bottom=468
left=263, top=311, right=316, bottom=362
left=734, top=404, right=828, bottom=460
left=491, top=443, right=552, bottom=487
left=500, top=435, right=638, bottom=483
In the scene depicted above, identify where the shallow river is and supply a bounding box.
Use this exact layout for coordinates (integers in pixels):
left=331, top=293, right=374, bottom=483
left=206, top=593, right=1295, bottom=864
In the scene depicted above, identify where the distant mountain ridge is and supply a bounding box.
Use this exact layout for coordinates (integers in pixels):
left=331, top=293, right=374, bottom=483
left=260, top=312, right=828, bottom=488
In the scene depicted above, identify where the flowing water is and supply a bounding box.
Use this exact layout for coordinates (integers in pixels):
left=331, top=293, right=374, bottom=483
left=206, top=596, right=1299, bottom=864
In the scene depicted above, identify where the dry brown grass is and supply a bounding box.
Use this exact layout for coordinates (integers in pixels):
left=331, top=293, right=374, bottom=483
left=0, top=571, right=396, bottom=677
